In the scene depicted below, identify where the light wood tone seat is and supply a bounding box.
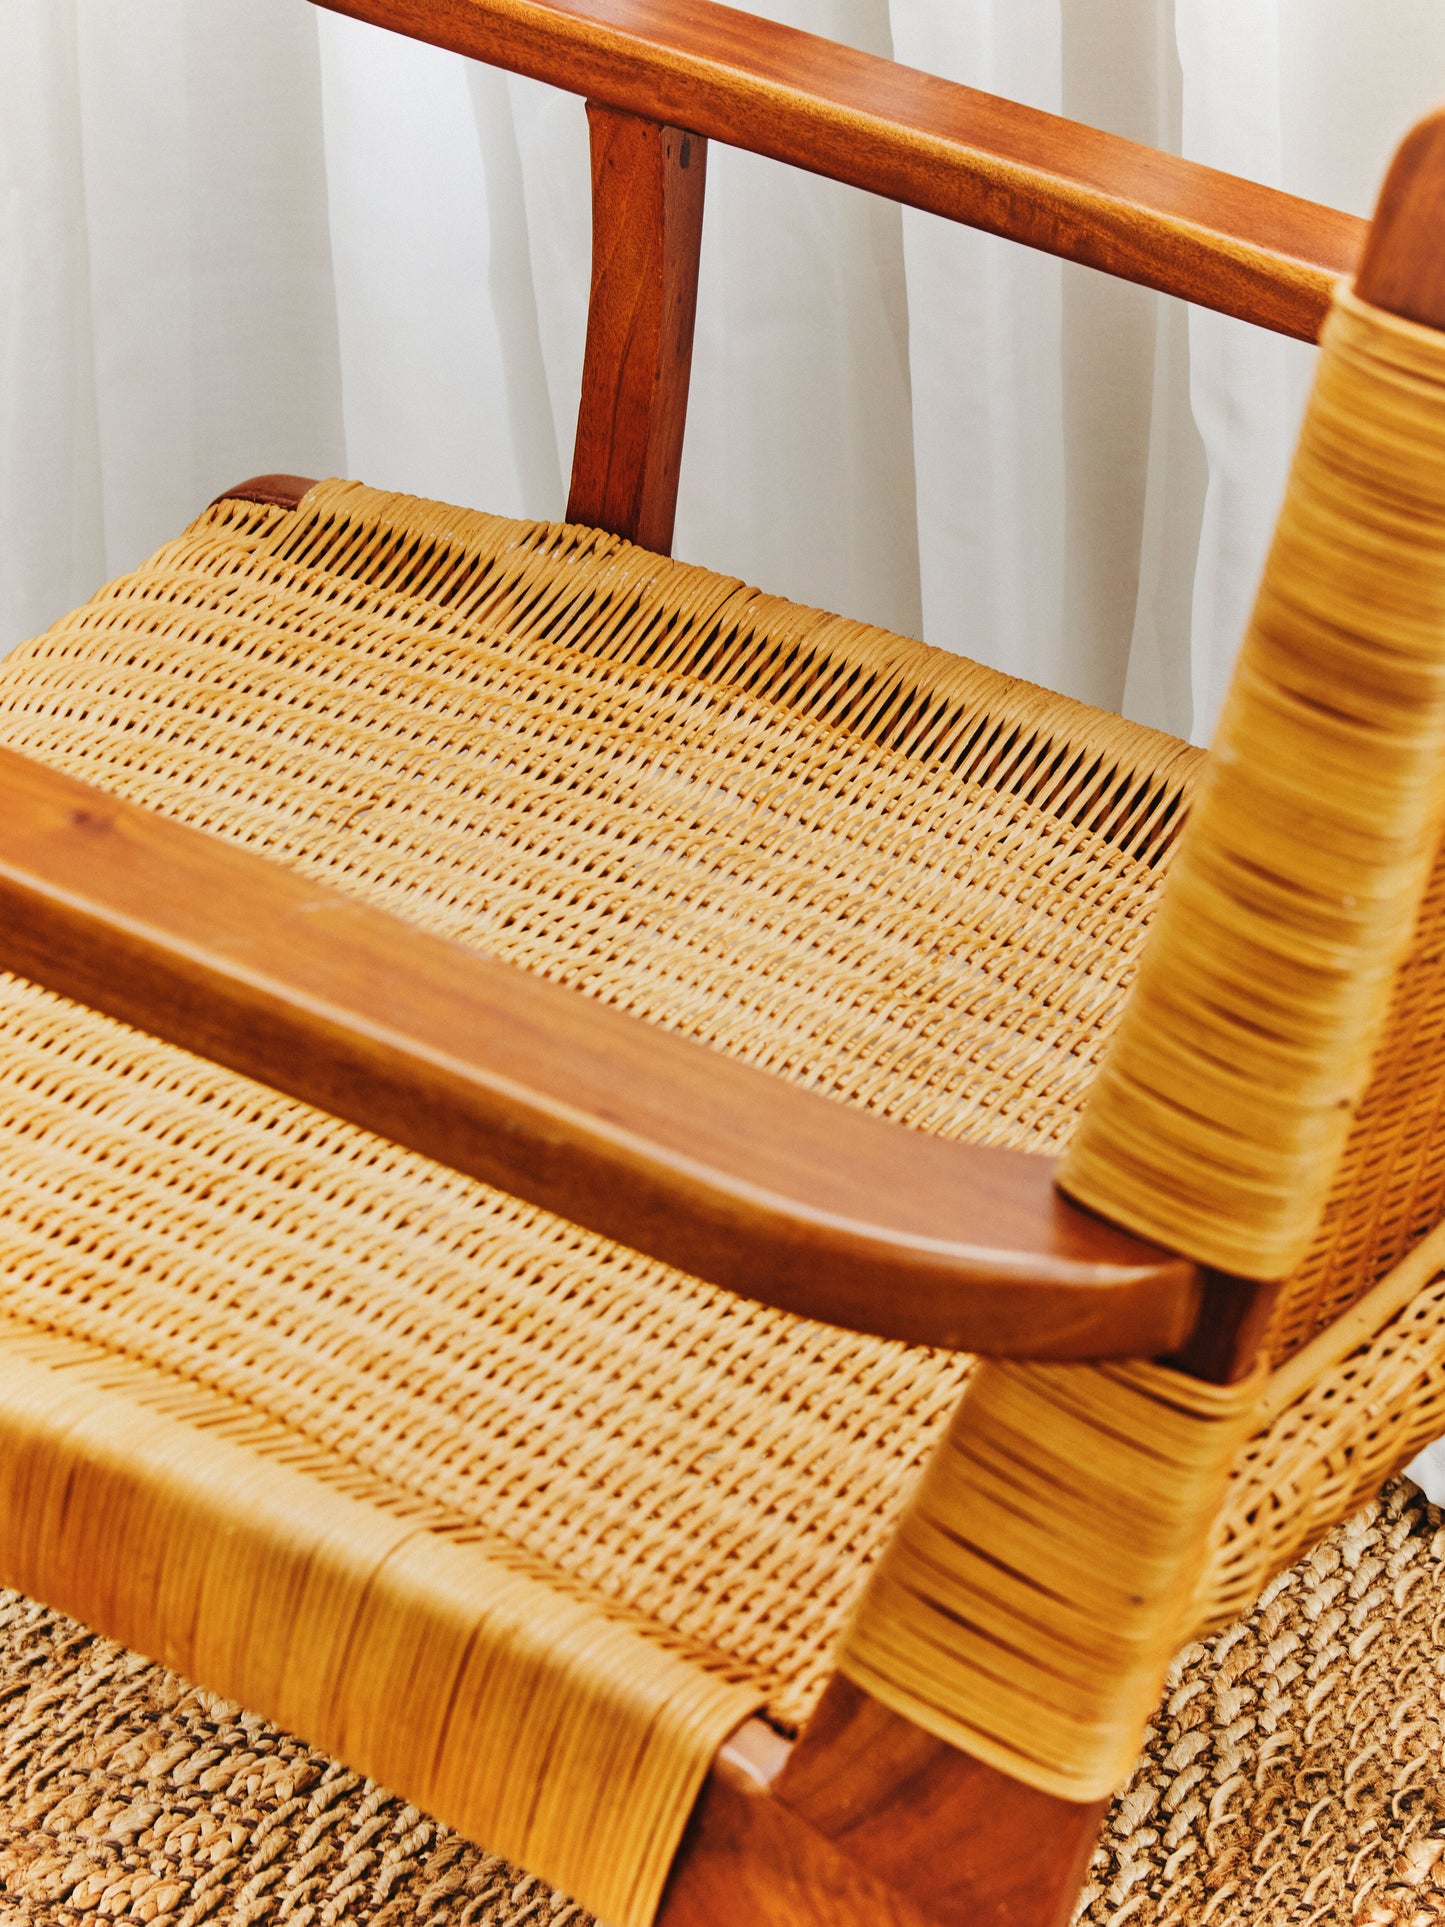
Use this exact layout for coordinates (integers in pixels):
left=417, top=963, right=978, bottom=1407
left=5, top=3, right=1445, bottom=1924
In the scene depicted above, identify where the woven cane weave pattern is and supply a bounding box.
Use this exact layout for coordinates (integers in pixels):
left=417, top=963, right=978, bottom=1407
left=840, top=1356, right=1261, bottom=1800
left=0, top=483, right=1196, bottom=1156
left=0, top=485, right=1212, bottom=1918
left=0, top=476, right=1196, bottom=1722
left=1063, top=286, right=1445, bottom=1281
left=1, top=1483, right=1444, bottom=1926
left=0, top=971, right=957, bottom=1731
left=1267, top=837, right=1445, bottom=1361
left=1198, top=1223, right=1445, bottom=1633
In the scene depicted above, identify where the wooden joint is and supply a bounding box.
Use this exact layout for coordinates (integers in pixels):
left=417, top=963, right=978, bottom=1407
left=660, top=1678, right=1107, bottom=1927
left=659, top=1703, right=940, bottom=1927
left=1165, top=1268, right=1279, bottom=1386
left=567, top=101, right=707, bottom=553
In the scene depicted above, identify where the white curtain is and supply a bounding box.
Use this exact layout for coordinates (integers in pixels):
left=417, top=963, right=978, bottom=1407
left=4, top=0, right=1445, bottom=746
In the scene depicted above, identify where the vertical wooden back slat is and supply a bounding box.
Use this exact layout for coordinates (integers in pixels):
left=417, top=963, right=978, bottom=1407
left=566, top=103, right=707, bottom=552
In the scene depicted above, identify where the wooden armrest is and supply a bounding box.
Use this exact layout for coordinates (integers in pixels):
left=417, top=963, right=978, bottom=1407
left=312, top=0, right=1363, bottom=341
left=0, top=747, right=1199, bottom=1359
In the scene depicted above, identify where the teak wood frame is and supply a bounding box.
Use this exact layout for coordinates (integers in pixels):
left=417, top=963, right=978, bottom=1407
left=1, top=0, right=1442, bottom=1920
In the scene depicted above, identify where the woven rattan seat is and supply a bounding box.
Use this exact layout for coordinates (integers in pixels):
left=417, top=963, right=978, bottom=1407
left=13, top=7, right=1445, bottom=1924
left=0, top=481, right=1195, bottom=1736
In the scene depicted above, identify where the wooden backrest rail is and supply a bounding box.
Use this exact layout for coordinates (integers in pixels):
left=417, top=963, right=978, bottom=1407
left=313, top=0, right=1362, bottom=345
left=312, top=0, right=1362, bottom=555
left=1355, top=110, right=1445, bottom=331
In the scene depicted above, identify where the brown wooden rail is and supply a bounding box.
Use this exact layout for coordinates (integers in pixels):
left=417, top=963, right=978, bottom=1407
left=311, top=0, right=1363, bottom=342
left=0, top=744, right=1198, bottom=1361
left=566, top=103, right=706, bottom=547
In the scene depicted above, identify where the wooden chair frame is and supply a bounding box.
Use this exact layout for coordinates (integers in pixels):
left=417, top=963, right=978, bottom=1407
left=3, top=2, right=1444, bottom=1921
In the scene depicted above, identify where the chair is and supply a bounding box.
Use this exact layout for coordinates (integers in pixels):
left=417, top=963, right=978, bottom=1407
left=2, top=2, right=1444, bottom=1922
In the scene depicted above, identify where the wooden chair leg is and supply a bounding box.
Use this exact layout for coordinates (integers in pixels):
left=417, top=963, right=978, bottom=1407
left=657, top=1711, right=939, bottom=1927
left=658, top=1683, right=1106, bottom=1927
left=775, top=1676, right=1107, bottom=1927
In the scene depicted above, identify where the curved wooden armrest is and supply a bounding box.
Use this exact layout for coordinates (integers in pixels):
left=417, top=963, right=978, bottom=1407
left=312, top=0, right=1362, bottom=341
left=0, top=747, right=1199, bottom=1359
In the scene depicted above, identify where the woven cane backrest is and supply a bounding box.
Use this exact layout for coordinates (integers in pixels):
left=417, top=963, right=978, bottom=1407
left=1061, top=287, right=1445, bottom=1288
left=1263, top=832, right=1445, bottom=1360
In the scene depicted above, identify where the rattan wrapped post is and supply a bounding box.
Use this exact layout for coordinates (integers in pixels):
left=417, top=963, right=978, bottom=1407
left=837, top=1356, right=1261, bottom=1801
left=1062, top=289, right=1445, bottom=1284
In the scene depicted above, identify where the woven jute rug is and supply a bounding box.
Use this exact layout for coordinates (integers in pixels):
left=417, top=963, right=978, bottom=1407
left=0, top=1479, right=1441, bottom=1926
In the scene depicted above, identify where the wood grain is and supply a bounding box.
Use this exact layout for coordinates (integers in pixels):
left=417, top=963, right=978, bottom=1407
left=1168, top=1271, right=1279, bottom=1385
left=0, top=745, right=1200, bottom=1360
left=1355, top=106, right=1445, bottom=332
left=658, top=1716, right=936, bottom=1927
left=774, top=1678, right=1108, bottom=1927
left=567, top=104, right=706, bottom=551
left=311, top=0, right=1362, bottom=341
left=209, top=474, right=318, bottom=511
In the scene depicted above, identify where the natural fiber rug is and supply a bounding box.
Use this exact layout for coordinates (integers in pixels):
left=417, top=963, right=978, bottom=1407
left=0, top=1480, right=1440, bottom=1926
left=1082, top=1477, right=1445, bottom=1927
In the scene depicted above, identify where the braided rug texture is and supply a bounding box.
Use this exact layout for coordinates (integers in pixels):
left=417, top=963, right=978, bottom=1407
left=0, top=1481, right=1441, bottom=1925
left=0, top=1590, right=580, bottom=1926
left=1080, top=1478, right=1445, bottom=1927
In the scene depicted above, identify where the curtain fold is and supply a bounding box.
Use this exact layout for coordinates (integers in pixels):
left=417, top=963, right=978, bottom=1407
left=892, top=2, right=1066, bottom=696
left=4, top=0, right=1444, bottom=748
left=1, top=2, right=104, bottom=655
